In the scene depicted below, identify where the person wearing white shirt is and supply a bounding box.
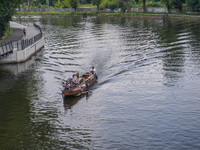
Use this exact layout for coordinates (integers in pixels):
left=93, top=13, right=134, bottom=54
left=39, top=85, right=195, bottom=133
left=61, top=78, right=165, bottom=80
left=90, top=66, right=96, bottom=76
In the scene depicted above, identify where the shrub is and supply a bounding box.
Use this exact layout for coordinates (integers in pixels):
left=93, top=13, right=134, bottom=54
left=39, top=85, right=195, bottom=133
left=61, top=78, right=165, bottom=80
left=146, top=1, right=164, bottom=7
left=109, top=2, right=118, bottom=9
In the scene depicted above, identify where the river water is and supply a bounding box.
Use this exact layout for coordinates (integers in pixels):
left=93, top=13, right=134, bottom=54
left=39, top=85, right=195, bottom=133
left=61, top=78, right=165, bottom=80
left=0, top=15, right=200, bottom=149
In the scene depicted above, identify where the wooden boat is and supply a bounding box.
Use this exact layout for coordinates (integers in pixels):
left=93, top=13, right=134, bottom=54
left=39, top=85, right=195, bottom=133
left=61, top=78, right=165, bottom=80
left=63, top=72, right=97, bottom=96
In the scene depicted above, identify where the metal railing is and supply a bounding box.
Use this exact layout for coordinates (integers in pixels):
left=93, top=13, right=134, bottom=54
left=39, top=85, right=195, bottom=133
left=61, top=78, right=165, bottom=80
left=0, top=41, right=14, bottom=56
left=0, top=23, right=43, bottom=58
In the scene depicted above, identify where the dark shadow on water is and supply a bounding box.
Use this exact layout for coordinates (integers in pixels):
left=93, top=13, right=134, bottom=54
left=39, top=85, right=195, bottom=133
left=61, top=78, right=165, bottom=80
left=63, top=91, right=92, bottom=110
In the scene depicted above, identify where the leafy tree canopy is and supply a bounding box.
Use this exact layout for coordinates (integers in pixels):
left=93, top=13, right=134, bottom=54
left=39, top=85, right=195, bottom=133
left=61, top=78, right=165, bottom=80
left=70, top=0, right=79, bottom=11
left=186, top=0, right=200, bottom=10
left=92, top=0, right=102, bottom=11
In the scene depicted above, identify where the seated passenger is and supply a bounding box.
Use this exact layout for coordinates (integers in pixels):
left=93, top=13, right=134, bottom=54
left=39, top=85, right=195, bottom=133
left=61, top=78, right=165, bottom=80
left=76, top=73, right=80, bottom=84
left=71, top=74, right=80, bottom=87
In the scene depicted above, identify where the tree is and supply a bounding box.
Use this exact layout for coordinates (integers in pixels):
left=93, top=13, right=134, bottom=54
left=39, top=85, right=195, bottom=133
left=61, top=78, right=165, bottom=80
left=46, top=0, right=49, bottom=6
left=92, top=0, right=102, bottom=11
left=143, top=0, right=146, bottom=12
left=119, top=0, right=132, bottom=12
left=162, top=0, right=172, bottom=12
left=171, top=0, right=185, bottom=11
left=70, top=0, right=79, bottom=11
left=27, top=0, right=32, bottom=9
left=54, top=0, right=70, bottom=8
left=0, top=0, right=22, bottom=38
left=186, top=0, right=200, bottom=11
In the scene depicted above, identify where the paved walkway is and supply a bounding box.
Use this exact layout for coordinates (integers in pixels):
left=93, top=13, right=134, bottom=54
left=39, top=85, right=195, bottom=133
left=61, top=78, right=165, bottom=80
left=0, top=21, right=40, bottom=45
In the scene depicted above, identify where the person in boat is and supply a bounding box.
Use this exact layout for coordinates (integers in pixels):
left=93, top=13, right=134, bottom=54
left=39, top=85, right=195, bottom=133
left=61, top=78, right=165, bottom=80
left=71, top=74, right=77, bottom=87
left=90, top=66, right=96, bottom=76
left=76, top=73, right=80, bottom=84
left=71, top=73, right=80, bottom=87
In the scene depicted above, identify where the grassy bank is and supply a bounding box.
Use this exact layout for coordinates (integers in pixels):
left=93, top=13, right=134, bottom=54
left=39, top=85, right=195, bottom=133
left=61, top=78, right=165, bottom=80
left=16, top=11, right=200, bottom=19
left=0, top=29, right=12, bottom=41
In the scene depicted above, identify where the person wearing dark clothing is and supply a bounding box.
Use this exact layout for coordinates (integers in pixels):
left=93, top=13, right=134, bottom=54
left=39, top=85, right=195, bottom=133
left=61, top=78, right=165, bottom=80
left=23, top=28, right=26, bottom=37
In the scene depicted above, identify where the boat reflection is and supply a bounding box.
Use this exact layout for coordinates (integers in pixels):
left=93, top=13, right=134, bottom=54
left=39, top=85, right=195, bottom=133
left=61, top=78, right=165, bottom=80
left=63, top=91, right=91, bottom=110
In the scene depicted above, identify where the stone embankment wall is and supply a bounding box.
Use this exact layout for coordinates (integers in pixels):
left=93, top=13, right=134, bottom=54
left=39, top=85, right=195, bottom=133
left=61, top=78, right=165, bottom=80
left=18, top=7, right=200, bottom=15
left=131, top=7, right=167, bottom=13
left=19, top=7, right=98, bottom=12
left=131, top=7, right=199, bottom=15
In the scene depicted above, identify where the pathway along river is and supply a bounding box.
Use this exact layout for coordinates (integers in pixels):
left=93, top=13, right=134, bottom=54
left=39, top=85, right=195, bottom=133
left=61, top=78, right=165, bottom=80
left=0, top=15, right=200, bottom=149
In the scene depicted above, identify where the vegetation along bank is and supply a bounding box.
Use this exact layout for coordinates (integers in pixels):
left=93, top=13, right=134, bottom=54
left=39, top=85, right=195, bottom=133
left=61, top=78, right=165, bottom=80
left=1, top=0, right=200, bottom=39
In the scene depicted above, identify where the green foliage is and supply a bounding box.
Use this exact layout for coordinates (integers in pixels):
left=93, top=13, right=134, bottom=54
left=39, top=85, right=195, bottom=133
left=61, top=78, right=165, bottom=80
left=0, top=0, right=21, bottom=38
left=54, top=0, right=70, bottom=8
left=132, top=0, right=164, bottom=8
left=100, top=0, right=107, bottom=8
left=131, top=1, right=143, bottom=8
left=162, top=0, right=186, bottom=10
left=105, top=0, right=119, bottom=9
left=171, top=0, right=185, bottom=10
left=186, top=0, right=200, bottom=10
left=1, top=28, right=12, bottom=41
left=63, top=0, right=71, bottom=8
left=20, top=2, right=27, bottom=8
left=70, top=0, right=79, bottom=11
left=146, top=1, right=164, bottom=7
left=101, top=0, right=132, bottom=10
left=10, top=0, right=200, bottom=14
left=109, top=2, right=119, bottom=9
left=54, top=0, right=62, bottom=7
left=79, top=3, right=95, bottom=7
left=161, top=0, right=172, bottom=10
left=92, top=0, right=102, bottom=11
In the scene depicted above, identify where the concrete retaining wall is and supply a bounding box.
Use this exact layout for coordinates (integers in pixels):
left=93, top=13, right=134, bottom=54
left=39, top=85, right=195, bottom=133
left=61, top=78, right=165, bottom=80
left=19, top=7, right=98, bottom=12
left=19, top=7, right=200, bottom=15
left=131, top=7, right=167, bottom=13
left=0, top=37, right=44, bottom=64
left=131, top=7, right=200, bottom=15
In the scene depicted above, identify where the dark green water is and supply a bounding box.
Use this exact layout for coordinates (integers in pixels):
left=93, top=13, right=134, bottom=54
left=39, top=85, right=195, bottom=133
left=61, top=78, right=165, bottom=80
left=0, top=15, right=200, bottom=149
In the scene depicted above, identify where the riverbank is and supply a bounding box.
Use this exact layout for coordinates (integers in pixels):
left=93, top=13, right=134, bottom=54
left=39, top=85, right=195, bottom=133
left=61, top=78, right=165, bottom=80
left=0, top=22, right=38, bottom=45
left=16, top=11, right=200, bottom=20
left=0, top=22, right=44, bottom=64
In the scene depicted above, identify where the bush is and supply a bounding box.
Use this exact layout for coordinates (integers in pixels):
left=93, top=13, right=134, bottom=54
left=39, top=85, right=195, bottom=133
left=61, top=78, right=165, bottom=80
left=131, top=2, right=142, bottom=8
left=104, top=0, right=119, bottom=9
left=20, top=3, right=27, bottom=8
left=54, top=0, right=62, bottom=8
left=62, top=0, right=71, bottom=8
left=100, top=0, right=108, bottom=8
left=108, top=2, right=118, bottom=9
left=1, top=25, right=12, bottom=41
left=146, top=1, right=164, bottom=7
left=54, top=0, right=71, bottom=8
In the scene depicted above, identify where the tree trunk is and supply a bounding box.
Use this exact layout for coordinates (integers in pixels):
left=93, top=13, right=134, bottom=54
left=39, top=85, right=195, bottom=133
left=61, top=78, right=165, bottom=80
left=27, top=0, right=30, bottom=11
left=46, top=0, right=49, bottom=6
left=18, top=4, right=21, bottom=11
left=143, top=0, right=146, bottom=13
left=0, top=29, right=3, bottom=39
